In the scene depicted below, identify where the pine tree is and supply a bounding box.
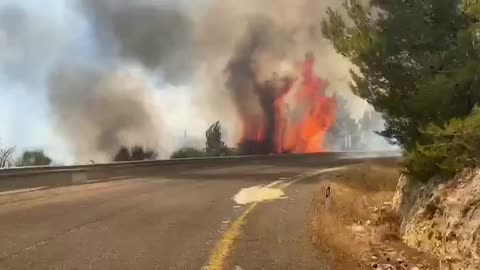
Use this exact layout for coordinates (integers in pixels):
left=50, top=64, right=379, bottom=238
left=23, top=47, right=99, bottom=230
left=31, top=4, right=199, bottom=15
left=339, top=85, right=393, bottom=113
left=323, top=0, right=480, bottom=150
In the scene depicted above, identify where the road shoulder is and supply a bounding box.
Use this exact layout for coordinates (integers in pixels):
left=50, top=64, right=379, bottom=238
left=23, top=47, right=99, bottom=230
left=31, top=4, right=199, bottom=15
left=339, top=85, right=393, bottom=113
left=308, top=163, right=439, bottom=269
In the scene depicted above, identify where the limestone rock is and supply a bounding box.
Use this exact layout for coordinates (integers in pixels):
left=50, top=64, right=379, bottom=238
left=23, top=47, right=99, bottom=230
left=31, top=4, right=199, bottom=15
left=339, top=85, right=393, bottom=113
left=399, top=169, right=480, bottom=269
left=392, top=174, right=409, bottom=214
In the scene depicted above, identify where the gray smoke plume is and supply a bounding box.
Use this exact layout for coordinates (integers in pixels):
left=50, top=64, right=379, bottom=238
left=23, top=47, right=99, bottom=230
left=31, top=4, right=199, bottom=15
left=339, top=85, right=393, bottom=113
left=79, top=0, right=196, bottom=83
left=48, top=65, right=162, bottom=162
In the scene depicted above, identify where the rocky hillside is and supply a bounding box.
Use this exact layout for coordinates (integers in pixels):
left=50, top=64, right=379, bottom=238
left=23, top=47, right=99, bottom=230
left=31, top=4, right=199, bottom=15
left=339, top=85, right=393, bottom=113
left=393, top=169, right=480, bottom=269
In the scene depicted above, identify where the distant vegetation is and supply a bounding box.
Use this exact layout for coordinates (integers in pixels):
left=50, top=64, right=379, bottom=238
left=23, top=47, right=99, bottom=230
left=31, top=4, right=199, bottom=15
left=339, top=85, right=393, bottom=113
left=113, top=146, right=157, bottom=162
left=171, top=121, right=235, bottom=159
left=0, top=143, right=54, bottom=168
left=170, top=147, right=206, bottom=159
left=0, top=143, right=15, bottom=168
left=326, top=94, right=387, bottom=151
left=16, top=150, right=52, bottom=167
left=173, top=107, right=387, bottom=158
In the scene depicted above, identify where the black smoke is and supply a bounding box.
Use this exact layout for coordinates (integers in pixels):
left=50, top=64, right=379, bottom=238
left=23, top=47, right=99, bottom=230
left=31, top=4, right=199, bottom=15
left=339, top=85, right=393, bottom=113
left=224, top=17, right=294, bottom=155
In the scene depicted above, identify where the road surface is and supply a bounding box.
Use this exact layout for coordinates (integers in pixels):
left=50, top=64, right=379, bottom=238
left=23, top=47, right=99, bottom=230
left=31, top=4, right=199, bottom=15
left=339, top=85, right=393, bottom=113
left=0, top=162, right=345, bottom=269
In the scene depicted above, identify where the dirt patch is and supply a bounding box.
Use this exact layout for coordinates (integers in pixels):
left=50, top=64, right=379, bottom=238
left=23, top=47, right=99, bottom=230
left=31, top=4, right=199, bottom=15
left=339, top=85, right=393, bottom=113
left=308, top=162, right=438, bottom=269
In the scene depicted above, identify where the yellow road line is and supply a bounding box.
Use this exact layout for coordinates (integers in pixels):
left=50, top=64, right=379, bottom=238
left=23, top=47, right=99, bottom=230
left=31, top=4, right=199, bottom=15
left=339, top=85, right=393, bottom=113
left=206, top=166, right=346, bottom=270
left=207, top=202, right=258, bottom=270
left=280, top=167, right=346, bottom=188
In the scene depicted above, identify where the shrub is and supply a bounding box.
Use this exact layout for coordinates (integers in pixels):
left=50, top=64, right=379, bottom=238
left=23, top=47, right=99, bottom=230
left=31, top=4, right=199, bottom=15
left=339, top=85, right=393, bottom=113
left=170, top=147, right=205, bottom=159
left=406, top=107, right=480, bottom=181
left=113, top=146, right=158, bottom=161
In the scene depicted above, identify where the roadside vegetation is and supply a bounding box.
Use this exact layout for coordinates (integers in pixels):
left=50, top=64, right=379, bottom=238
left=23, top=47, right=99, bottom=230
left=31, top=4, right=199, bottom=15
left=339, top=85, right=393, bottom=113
left=323, top=0, right=480, bottom=182
left=315, top=1, right=480, bottom=268
left=309, top=163, right=437, bottom=269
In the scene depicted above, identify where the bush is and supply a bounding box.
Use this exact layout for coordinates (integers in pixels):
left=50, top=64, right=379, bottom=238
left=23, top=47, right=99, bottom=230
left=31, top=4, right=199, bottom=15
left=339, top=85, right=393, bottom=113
left=17, top=150, right=52, bottom=167
left=406, top=107, right=480, bottom=181
left=170, top=147, right=205, bottom=159
left=113, top=146, right=157, bottom=161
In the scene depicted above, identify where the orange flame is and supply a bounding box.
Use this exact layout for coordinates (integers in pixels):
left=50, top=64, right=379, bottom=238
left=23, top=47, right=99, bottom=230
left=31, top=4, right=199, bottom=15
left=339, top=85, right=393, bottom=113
left=237, top=53, right=336, bottom=154
left=275, top=54, right=336, bottom=153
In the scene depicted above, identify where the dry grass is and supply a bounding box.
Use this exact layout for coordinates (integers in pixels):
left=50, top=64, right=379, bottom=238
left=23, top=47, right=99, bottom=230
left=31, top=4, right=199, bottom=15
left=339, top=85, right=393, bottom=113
left=309, top=162, right=401, bottom=269
left=339, top=162, right=400, bottom=192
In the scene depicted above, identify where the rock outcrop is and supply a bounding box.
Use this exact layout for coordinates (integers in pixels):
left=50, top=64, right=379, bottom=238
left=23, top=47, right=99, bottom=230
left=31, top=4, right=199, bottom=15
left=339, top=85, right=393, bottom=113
left=393, top=169, right=480, bottom=269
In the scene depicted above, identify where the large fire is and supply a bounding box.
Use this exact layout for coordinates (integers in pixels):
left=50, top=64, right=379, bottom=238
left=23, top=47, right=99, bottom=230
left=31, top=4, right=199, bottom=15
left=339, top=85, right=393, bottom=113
left=237, top=53, right=336, bottom=154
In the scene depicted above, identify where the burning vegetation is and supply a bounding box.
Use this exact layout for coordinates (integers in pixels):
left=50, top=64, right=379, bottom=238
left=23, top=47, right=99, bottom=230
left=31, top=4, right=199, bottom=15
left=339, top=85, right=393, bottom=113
left=229, top=52, right=336, bottom=155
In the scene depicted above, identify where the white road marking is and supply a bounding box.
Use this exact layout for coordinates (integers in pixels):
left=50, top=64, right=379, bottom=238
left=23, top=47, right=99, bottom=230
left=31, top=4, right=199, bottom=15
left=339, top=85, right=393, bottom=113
left=280, top=167, right=346, bottom=188
left=232, top=167, right=346, bottom=205
left=0, top=186, right=46, bottom=196
left=233, top=183, right=286, bottom=205
left=265, top=180, right=284, bottom=188
left=80, top=176, right=127, bottom=184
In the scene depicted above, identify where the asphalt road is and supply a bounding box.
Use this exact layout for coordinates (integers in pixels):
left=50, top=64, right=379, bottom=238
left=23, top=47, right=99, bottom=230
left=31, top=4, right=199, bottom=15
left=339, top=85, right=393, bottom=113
left=0, top=162, right=344, bottom=270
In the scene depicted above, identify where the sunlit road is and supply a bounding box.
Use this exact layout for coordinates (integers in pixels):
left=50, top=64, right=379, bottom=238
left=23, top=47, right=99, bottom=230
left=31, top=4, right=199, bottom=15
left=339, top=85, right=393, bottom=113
left=0, top=162, right=344, bottom=270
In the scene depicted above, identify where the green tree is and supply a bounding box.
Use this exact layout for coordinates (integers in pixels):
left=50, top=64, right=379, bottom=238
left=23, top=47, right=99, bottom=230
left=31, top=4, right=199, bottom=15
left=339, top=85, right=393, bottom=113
left=205, top=121, right=230, bottom=156
left=17, top=150, right=52, bottom=167
left=322, top=0, right=480, bottom=150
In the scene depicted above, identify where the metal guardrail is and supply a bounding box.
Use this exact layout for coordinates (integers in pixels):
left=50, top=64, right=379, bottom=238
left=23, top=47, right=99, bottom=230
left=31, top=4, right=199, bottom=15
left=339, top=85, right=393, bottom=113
left=0, top=150, right=401, bottom=177
left=0, top=151, right=402, bottom=192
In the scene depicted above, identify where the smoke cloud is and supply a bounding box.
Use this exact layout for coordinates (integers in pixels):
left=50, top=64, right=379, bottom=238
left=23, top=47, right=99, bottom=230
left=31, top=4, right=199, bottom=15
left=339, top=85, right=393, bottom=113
left=48, top=65, right=162, bottom=162
left=44, top=0, right=197, bottom=162
left=79, top=0, right=196, bottom=83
